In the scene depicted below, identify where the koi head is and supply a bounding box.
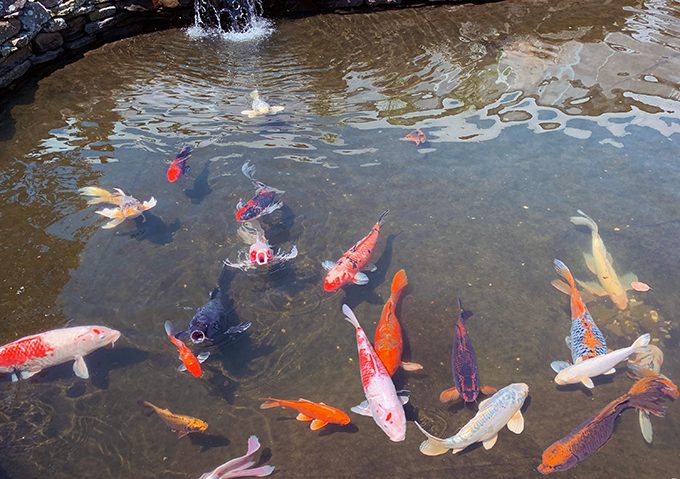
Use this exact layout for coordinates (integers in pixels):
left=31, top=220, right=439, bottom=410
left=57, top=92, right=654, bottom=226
left=611, top=291, right=629, bottom=311
left=167, top=163, right=182, bottom=183
left=371, top=401, right=407, bottom=442
left=249, top=241, right=273, bottom=266
left=462, top=390, right=479, bottom=403
left=75, top=326, right=121, bottom=353
left=537, top=442, right=578, bottom=474
left=188, top=418, right=209, bottom=433
left=323, top=267, right=349, bottom=292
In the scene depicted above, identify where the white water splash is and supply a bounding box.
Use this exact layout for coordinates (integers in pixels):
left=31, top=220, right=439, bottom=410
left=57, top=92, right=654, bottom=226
left=187, top=0, right=274, bottom=42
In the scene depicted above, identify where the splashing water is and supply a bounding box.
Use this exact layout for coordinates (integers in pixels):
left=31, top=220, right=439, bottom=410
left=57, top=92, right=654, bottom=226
left=187, top=0, right=274, bottom=41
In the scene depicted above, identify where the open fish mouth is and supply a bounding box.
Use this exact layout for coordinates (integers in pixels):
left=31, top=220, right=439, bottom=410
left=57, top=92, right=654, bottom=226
left=190, top=331, right=206, bottom=344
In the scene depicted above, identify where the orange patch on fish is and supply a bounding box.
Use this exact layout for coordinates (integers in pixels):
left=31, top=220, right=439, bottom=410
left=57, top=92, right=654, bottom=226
left=405, top=129, right=426, bottom=146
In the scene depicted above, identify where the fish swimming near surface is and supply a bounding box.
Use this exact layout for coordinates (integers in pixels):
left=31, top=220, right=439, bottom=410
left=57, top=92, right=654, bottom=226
left=223, top=221, right=297, bottom=271
left=241, top=89, right=285, bottom=118
left=570, top=210, right=637, bottom=310
left=199, top=435, right=275, bottom=479
left=537, top=375, right=678, bottom=474
left=177, top=288, right=252, bottom=345
left=79, top=186, right=157, bottom=229
left=167, top=145, right=192, bottom=183
left=235, top=161, right=284, bottom=222
left=439, top=298, right=496, bottom=404
left=374, top=269, right=423, bottom=376
left=164, top=321, right=209, bottom=378
left=342, top=304, right=409, bottom=442
left=322, top=210, right=389, bottom=292
left=138, top=400, right=208, bottom=438
left=404, top=129, right=426, bottom=146
left=551, top=333, right=651, bottom=389
left=551, top=259, right=608, bottom=363
left=627, top=345, right=665, bottom=443
left=260, top=397, right=351, bottom=431
left=416, top=383, right=529, bottom=456
left=0, top=326, right=121, bottom=382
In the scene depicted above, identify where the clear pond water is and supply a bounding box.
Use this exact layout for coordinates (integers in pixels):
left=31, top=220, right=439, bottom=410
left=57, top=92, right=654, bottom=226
left=0, top=0, right=679, bottom=477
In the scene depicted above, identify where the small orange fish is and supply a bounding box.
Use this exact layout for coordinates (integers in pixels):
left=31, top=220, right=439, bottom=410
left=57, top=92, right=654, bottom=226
left=138, top=400, right=208, bottom=438
left=374, top=270, right=423, bottom=376
left=405, top=129, right=426, bottom=146
left=260, top=397, right=351, bottom=431
left=164, top=321, right=208, bottom=378
left=630, top=281, right=651, bottom=292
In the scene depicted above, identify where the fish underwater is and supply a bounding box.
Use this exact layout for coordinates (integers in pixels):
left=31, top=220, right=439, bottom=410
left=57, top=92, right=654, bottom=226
left=342, top=304, right=409, bottom=442
left=374, top=269, right=423, bottom=376
left=537, top=375, right=678, bottom=474
left=164, top=321, right=209, bottom=378
left=177, top=287, right=252, bottom=345
left=199, top=435, right=275, bottom=479
left=167, top=145, right=192, bottom=183
left=551, top=333, right=651, bottom=389
left=0, top=325, right=120, bottom=382
left=241, top=89, right=285, bottom=118
left=416, top=383, right=529, bottom=456
left=627, top=345, right=665, bottom=443
left=551, top=259, right=608, bottom=363
left=223, top=221, right=297, bottom=271
left=440, top=298, right=496, bottom=404
left=235, top=161, right=284, bottom=222
left=260, top=397, right=351, bottom=431
left=404, top=129, right=426, bottom=146
left=570, top=210, right=637, bottom=310
left=322, top=210, right=389, bottom=292
left=79, top=186, right=157, bottom=229
left=138, top=400, right=208, bottom=438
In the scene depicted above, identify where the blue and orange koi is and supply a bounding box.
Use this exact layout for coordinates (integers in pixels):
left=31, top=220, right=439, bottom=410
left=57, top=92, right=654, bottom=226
left=235, top=161, right=283, bottom=222
left=167, top=146, right=192, bottom=183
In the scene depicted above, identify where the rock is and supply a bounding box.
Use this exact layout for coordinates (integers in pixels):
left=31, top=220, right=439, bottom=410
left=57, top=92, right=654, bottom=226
left=38, top=0, right=61, bottom=8
left=0, top=19, right=22, bottom=44
left=63, top=34, right=94, bottom=50
left=0, top=0, right=27, bottom=18
left=0, top=45, right=31, bottom=74
left=119, top=0, right=154, bottom=12
left=151, top=0, right=179, bottom=8
left=65, top=4, right=95, bottom=19
left=84, top=16, right=116, bottom=34
left=89, top=5, right=117, bottom=20
left=10, top=32, right=32, bottom=48
left=43, top=17, right=67, bottom=32
left=0, top=58, right=30, bottom=88
left=62, top=15, right=86, bottom=39
left=31, top=46, right=62, bottom=63
left=325, top=0, right=363, bottom=7
left=54, top=0, right=87, bottom=16
left=366, top=0, right=400, bottom=4
left=18, top=2, right=51, bottom=34
left=32, top=32, right=63, bottom=53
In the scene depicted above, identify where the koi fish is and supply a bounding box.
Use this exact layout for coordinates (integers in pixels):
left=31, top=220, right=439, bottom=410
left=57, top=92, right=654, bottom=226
left=0, top=326, right=120, bottom=382
left=374, top=270, right=423, bottom=376
left=166, top=146, right=192, bottom=183
left=404, top=129, right=426, bottom=146
left=342, top=304, right=409, bottom=442
left=79, top=186, right=156, bottom=229
left=241, top=90, right=284, bottom=118
left=551, top=259, right=608, bottom=362
left=416, top=383, right=529, bottom=456
left=199, top=435, right=275, bottom=479
left=439, top=298, right=496, bottom=404
left=322, top=210, right=389, bottom=292
left=537, top=375, right=678, bottom=474
left=138, top=400, right=208, bottom=438
left=627, top=345, right=665, bottom=443
left=223, top=221, right=297, bottom=271
left=551, top=333, right=650, bottom=389
left=164, top=321, right=209, bottom=377
left=570, top=210, right=637, bottom=310
left=260, top=397, right=351, bottom=431
left=176, top=288, right=251, bottom=345
left=235, top=161, right=284, bottom=222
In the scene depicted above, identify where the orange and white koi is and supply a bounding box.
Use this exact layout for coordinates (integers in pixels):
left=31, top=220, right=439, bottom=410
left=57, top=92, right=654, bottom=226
left=223, top=221, right=297, bottom=271
left=322, top=210, right=389, bottom=292
left=374, top=269, right=422, bottom=376
left=79, top=186, right=156, bottom=229
left=260, top=397, right=351, bottom=431
left=138, top=400, right=208, bottom=438
left=538, top=375, right=678, bottom=474
left=164, top=321, right=208, bottom=378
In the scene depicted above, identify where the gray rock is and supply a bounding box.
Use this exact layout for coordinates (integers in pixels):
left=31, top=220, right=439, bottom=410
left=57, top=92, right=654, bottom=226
left=19, top=2, right=51, bottom=34
left=0, top=44, right=12, bottom=58
left=119, top=0, right=154, bottom=12
left=0, top=19, right=21, bottom=44
left=89, top=5, right=116, bottom=21
left=62, top=15, right=86, bottom=38
left=54, top=0, right=87, bottom=16
left=32, top=31, right=63, bottom=52
left=0, top=58, right=30, bottom=88
left=31, top=46, right=62, bottom=63
left=10, top=32, right=32, bottom=48
left=63, top=34, right=94, bottom=49
left=38, top=0, right=61, bottom=8
left=0, top=0, right=27, bottom=18
left=84, top=16, right=116, bottom=34
left=0, top=45, right=31, bottom=75
left=65, top=4, right=95, bottom=19
left=43, top=17, right=67, bottom=32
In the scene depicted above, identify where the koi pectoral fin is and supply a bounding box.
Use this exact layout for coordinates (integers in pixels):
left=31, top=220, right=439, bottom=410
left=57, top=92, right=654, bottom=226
left=439, top=387, right=460, bottom=403
left=575, top=278, right=608, bottom=297
left=73, top=356, right=89, bottom=379
left=350, top=400, right=372, bottom=417
left=310, top=419, right=328, bottom=431
left=197, top=352, right=210, bottom=364
left=639, top=410, right=653, bottom=444
left=583, top=253, right=598, bottom=275
left=177, top=363, right=187, bottom=373
left=482, top=434, right=498, bottom=450
left=507, top=410, right=524, bottom=434
left=321, top=260, right=335, bottom=271
left=296, top=413, right=312, bottom=422
left=352, top=272, right=369, bottom=285
left=400, top=361, right=424, bottom=372
left=580, top=377, right=595, bottom=389
left=480, top=385, right=497, bottom=396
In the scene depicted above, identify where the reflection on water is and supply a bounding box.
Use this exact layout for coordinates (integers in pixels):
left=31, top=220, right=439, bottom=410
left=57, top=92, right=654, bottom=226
left=0, top=0, right=679, bottom=477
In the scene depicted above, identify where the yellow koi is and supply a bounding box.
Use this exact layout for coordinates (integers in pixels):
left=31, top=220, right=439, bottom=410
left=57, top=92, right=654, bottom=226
left=138, top=400, right=208, bottom=438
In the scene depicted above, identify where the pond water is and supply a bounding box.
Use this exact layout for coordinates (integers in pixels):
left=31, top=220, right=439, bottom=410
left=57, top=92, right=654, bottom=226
left=1, top=0, right=679, bottom=477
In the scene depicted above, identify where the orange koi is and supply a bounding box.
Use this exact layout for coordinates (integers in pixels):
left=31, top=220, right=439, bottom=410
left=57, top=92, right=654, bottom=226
left=405, top=129, right=426, bottom=146
left=138, top=400, right=208, bottom=438
left=164, top=321, right=208, bottom=378
left=374, top=270, right=423, bottom=376
left=260, top=397, right=351, bottom=431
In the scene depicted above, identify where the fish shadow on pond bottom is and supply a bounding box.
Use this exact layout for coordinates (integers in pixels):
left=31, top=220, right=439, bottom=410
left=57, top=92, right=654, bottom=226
left=343, top=233, right=398, bottom=308
left=184, top=162, right=212, bottom=205
left=115, top=213, right=180, bottom=245
left=189, top=433, right=231, bottom=452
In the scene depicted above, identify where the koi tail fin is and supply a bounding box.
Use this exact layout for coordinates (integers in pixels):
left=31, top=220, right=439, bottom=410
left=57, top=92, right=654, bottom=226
left=164, top=321, right=175, bottom=338
left=390, top=269, right=408, bottom=302
left=242, top=161, right=257, bottom=182
left=142, top=197, right=157, bottom=211
left=259, top=398, right=281, bottom=409
left=94, top=208, right=125, bottom=229
left=342, top=304, right=361, bottom=329
left=137, top=400, right=155, bottom=417
left=570, top=209, right=599, bottom=233
left=205, top=435, right=274, bottom=478
left=79, top=186, right=120, bottom=205
left=176, top=146, right=192, bottom=161
left=414, top=422, right=451, bottom=456
left=626, top=375, right=679, bottom=418
left=456, top=297, right=473, bottom=322
left=552, top=259, right=576, bottom=289
left=377, top=209, right=390, bottom=226
left=631, top=333, right=651, bottom=352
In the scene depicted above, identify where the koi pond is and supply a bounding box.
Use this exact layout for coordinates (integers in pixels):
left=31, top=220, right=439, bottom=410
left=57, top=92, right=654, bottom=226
left=1, top=0, right=679, bottom=477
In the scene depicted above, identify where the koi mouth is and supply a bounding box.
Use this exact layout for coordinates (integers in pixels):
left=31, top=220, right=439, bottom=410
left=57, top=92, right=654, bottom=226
left=256, top=252, right=268, bottom=265
left=191, top=331, right=206, bottom=344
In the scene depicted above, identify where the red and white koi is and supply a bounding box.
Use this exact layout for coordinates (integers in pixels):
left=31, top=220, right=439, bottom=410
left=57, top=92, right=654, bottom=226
left=322, top=210, right=389, bottom=292
left=0, top=326, right=121, bottom=382
left=235, top=162, right=284, bottom=222
left=342, top=304, right=409, bottom=442
left=223, top=220, right=297, bottom=271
